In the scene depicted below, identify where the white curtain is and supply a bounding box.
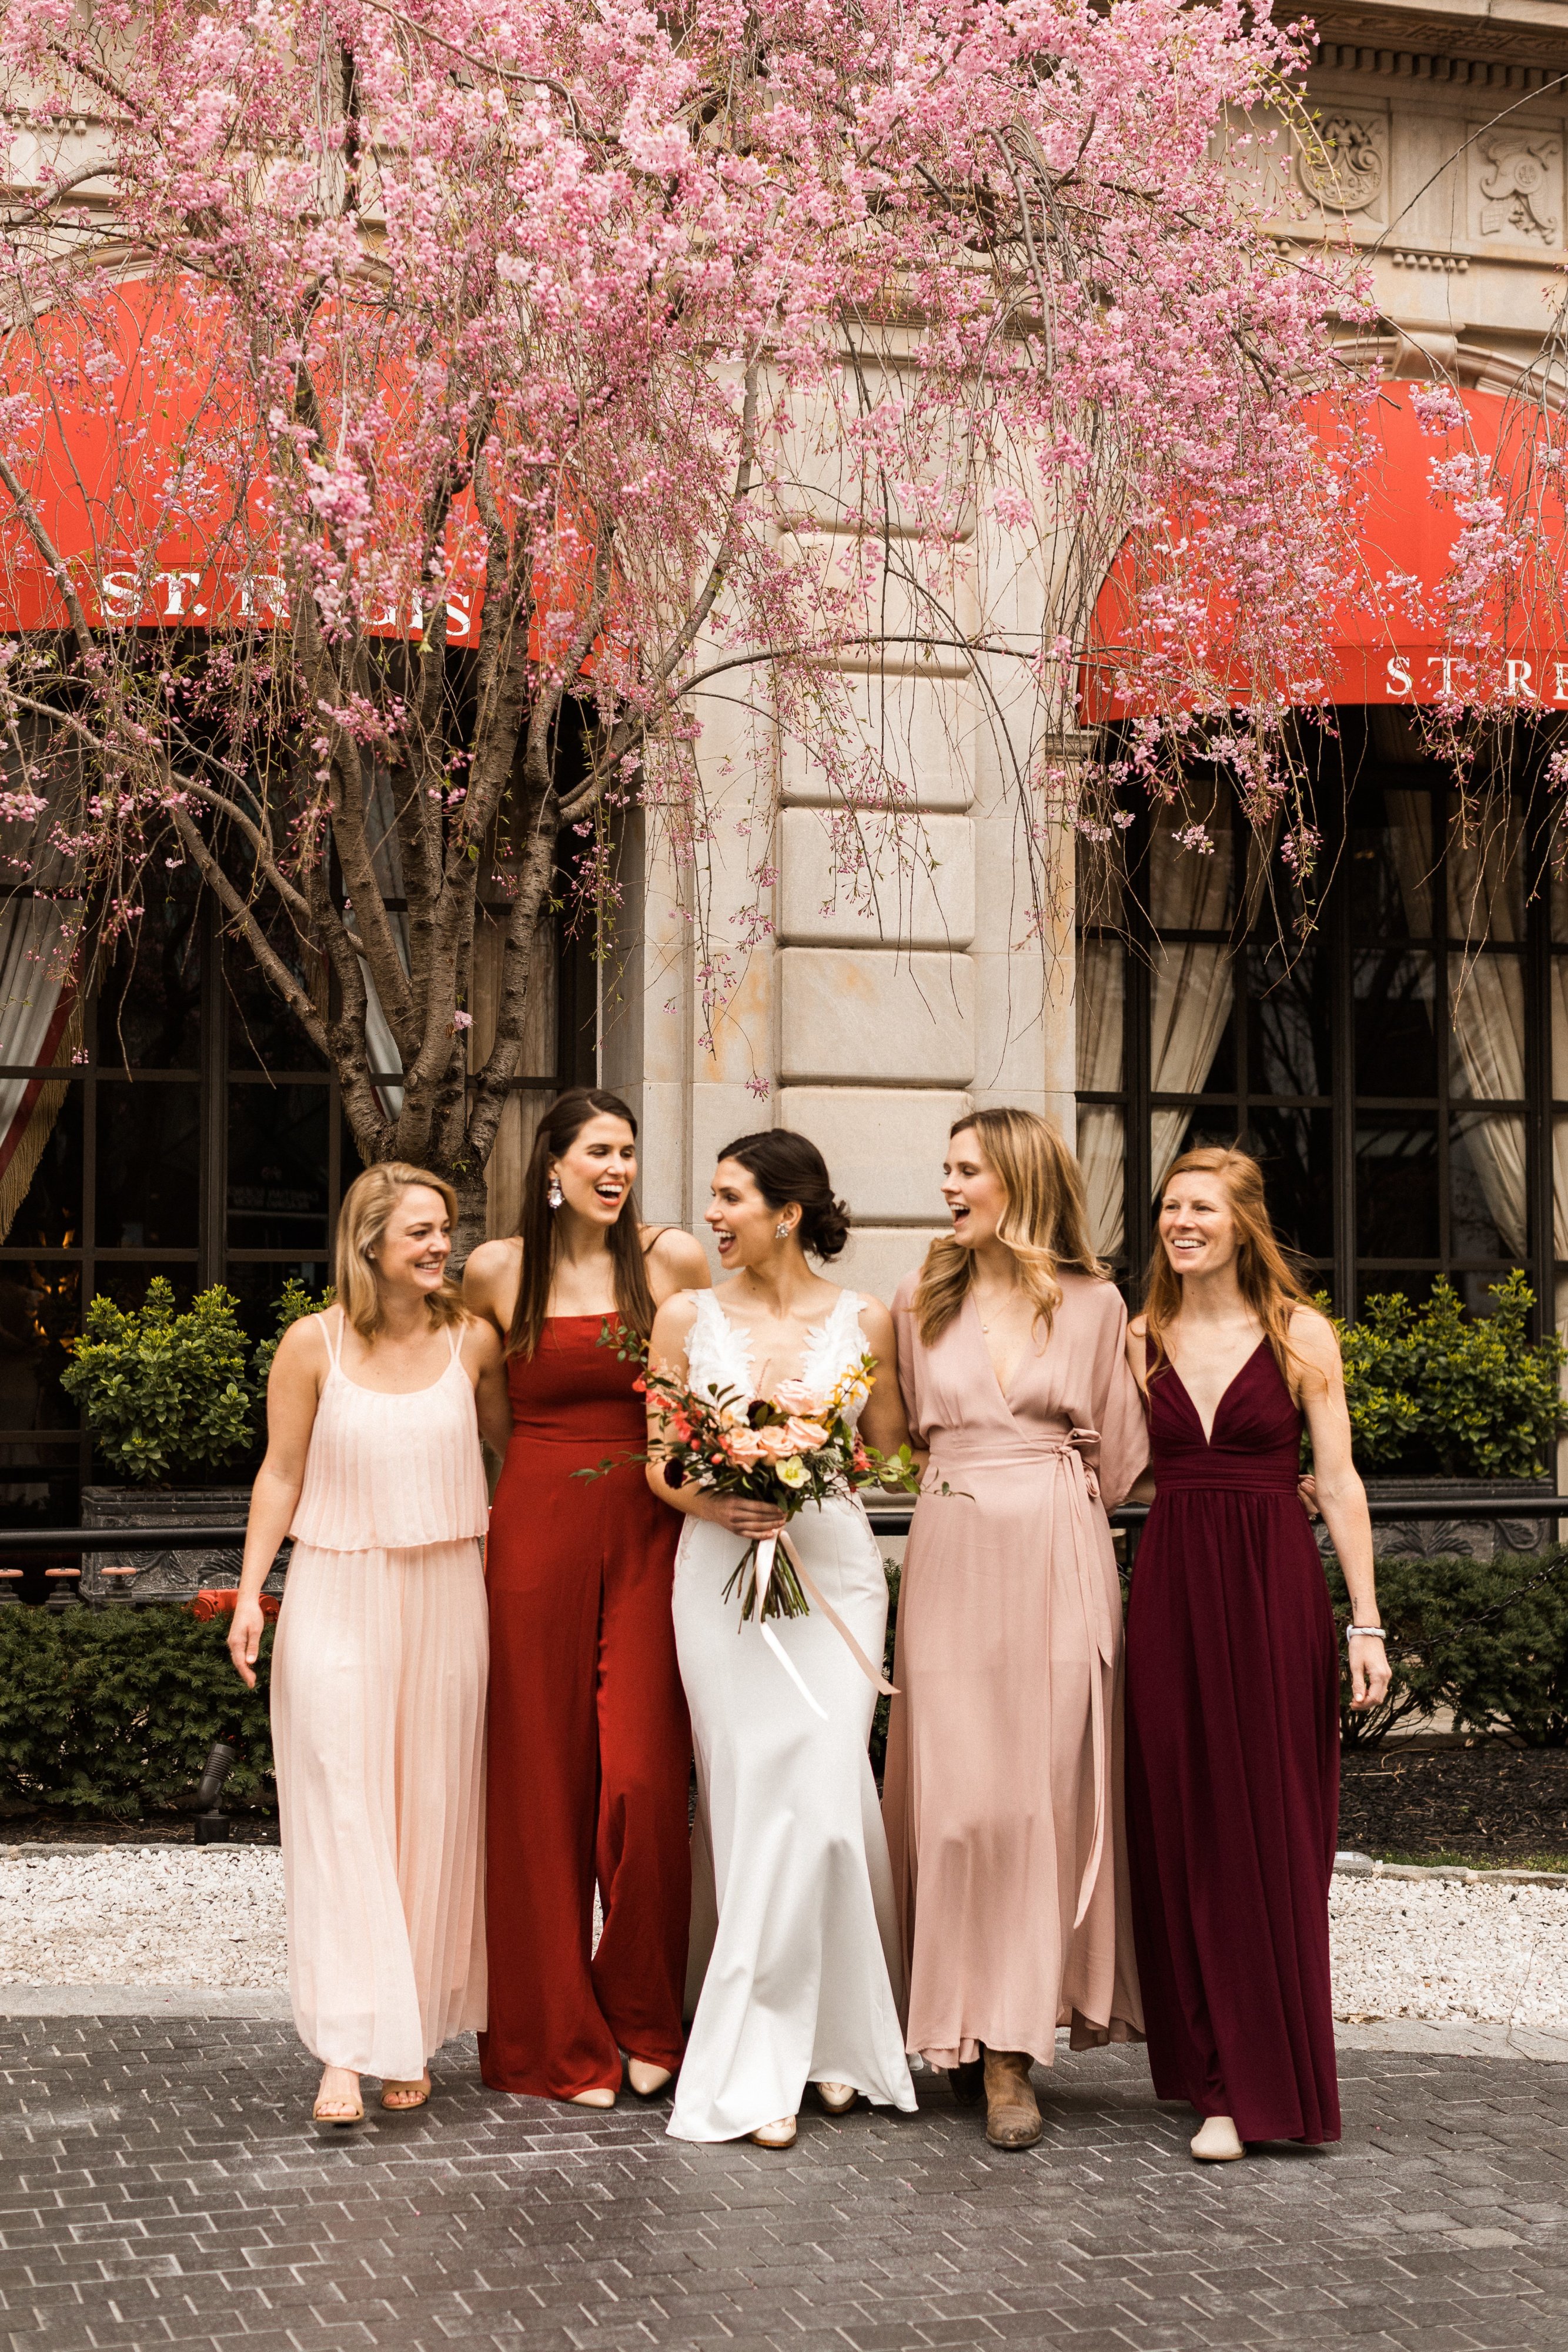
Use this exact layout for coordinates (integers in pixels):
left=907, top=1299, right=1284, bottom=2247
left=1148, top=811, right=1235, bottom=1192
left=357, top=767, right=410, bottom=1122
left=0, top=900, right=82, bottom=1239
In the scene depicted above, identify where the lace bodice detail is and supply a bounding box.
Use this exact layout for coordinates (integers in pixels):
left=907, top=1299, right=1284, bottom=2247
left=685, top=1287, right=869, bottom=1425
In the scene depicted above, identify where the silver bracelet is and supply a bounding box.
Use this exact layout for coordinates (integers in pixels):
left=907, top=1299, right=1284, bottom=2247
left=1346, top=1624, right=1387, bottom=1641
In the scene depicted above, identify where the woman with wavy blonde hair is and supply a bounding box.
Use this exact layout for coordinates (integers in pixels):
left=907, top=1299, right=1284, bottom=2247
left=883, top=1108, right=1149, bottom=2151
left=1125, top=1146, right=1386, bottom=2163
left=228, top=1164, right=510, bottom=2126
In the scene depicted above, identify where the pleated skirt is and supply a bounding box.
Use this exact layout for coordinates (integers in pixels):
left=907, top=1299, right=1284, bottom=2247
left=271, top=1538, right=488, bottom=2078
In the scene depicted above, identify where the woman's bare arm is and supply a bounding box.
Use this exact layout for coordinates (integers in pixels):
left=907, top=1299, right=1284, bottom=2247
left=644, top=1292, right=784, bottom=1537
left=855, top=1297, right=915, bottom=1469
left=465, top=1318, right=513, bottom=1456
left=227, top=1319, right=323, bottom=1688
left=1291, top=1308, right=1389, bottom=1711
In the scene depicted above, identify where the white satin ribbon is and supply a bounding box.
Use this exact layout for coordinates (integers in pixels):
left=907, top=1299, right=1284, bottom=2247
left=745, top=1526, right=897, bottom=1719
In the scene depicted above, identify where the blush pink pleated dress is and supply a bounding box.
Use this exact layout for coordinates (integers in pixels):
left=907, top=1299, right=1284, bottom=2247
left=270, top=1308, right=489, bottom=2079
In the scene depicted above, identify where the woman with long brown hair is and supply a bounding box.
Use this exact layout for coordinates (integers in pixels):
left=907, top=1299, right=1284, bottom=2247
left=883, top=1108, right=1149, bottom=2151
left=1125, top=1146, right=1388, bottom=2161
left=464, top=1088, right=708, bottom=2106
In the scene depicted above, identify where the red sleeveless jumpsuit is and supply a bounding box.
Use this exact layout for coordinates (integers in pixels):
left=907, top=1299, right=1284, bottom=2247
left=479, top=1315, right=691, bottom=2099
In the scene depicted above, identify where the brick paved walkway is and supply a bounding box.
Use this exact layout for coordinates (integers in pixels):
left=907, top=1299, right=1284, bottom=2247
left=2, top=2022, right=1566, bottom=2351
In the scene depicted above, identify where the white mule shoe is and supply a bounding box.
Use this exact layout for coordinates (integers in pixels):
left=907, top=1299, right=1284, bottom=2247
left=750, top=2114, right=797, bottom=2149
left=569, top=2087, right=616, bottom=2108
left=814, top=2081, right=857, bottom=2114
left=1190, top=2114, right=1245, bottom=2161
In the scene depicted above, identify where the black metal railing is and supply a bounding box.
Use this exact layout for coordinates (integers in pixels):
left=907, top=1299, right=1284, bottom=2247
left=1, top=1492, right=1565, bottom=1600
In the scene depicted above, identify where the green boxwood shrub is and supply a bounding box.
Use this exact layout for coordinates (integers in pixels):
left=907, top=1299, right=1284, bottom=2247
left=1326, top=1546, right=1568, bottom=1748
left=1332, top=1272, right=1566, bottom=1480
left=60, top=1278, right=255, bottom=1482
left=0, top=1605, right=276, bottom=1818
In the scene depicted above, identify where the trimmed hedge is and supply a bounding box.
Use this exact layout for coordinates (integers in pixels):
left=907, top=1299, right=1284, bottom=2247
left=1326, top=1546, right=1568, bottom=1749
left=0, top=1605, right=276, bottom=1818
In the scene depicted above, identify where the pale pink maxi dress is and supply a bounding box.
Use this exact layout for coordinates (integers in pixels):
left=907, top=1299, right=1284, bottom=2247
left=882, top=1269, right=1148, bottom=2070
left=270, top=1308, right=489, bottom=2079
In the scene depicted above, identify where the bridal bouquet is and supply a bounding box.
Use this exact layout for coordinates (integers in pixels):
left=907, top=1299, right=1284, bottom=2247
left=643, top=1347, right=920, bottom=1628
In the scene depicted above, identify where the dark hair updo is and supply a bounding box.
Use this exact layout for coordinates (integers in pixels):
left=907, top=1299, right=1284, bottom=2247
left=716, top=1130, right=851, bottom=1261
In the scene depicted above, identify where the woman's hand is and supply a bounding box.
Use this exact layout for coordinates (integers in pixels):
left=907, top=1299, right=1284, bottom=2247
left=696, top=1494, right=787, bottom=1537
left=227, top=1596, right=268, bottom=1689
left=1346, top=1632, right=1392, bottom=1710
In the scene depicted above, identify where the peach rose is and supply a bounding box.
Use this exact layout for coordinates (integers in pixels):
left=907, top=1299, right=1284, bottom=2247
left=781, top=1416, right=829, bottom=1453
left=771, top=1378, right=825, bottom=1417
left=756, top=1424, right=802, bottom=1461
left=722, top=1425, right=768, bottom=1468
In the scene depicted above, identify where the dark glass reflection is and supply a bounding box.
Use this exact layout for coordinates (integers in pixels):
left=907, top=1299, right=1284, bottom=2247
left=222, top=1259, right=332, bottom=1351
left=95, top=876, right=202, bottom=1068
left=0, top=1263, right=79, bottom=1436
left=1349, top=781, right=1435, bottom=941
left=1247, top=941, right=1328, bottom=1098
left=1356, top=1118, right=1439, bottom=1258
left=89, top=1262, right=198, bottom=1312
left=1246, top=1108, right=1335, bottom=1262
left=96, top=1084, right=201, bottom=1247
left=1355, top=1268, right=1439, bottom=1318
left=227, top=919, right=327, bottom=1072
left=1449, top=1115, right=1524, bottom=1264
left=1354, top=948, right=1436, bottom=1097
left=1, top=1083, right=83, bottom=1248
left=227, top=1085, right=330, bottom=1250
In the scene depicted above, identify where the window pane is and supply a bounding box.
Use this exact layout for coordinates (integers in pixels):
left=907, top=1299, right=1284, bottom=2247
left=1248, top=1108, right=1335, bottom=1261
left=1354, top=948, right=1436, bottom=1096
left=227, top=914, right=327, bottom=1072
left=1450, top=1114, right=1526, bottom=1262
left=89, top=1263, right=199, bottom=1311
left=1448, top=806, right=1524, bottom=944
left=0, top=1083, right=82, bottom=1248
left=227, top=1086, right=330, bottom=1251
left=223, top=1259, right=332, bottom=1350
left=96, top=1083, right=201, bottom=1248
left=0, top=1264, right=79, bottom=1436
left=1356, top=1267, right=1439, bottom=1317
left=1076, top=938, right=1123, bottom=1093
left=1449, top=953, right=1525, bottom=1101
left=1553, top=958, right=1568, bottom=1098
left=1148, top=801, right=1233, bottom=930
left=1351, top=785, right=1433, bottom=940
left=1076, top=1107, right=1124, bottom=1262
left=1247, top=940, right=1328, bottom=1098
left=95, top=875, right=202, bottom=1068
left=1554, top=1120, right=1568, bottom=1257
left=1356, top=1117, right=1438, bottom=1257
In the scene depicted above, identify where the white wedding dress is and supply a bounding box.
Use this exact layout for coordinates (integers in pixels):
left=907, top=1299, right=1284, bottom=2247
left=668, top=1285, right=918, bottom=2142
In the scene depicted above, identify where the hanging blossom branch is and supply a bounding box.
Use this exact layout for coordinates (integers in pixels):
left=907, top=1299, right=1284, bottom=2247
left=0, top=0, right=1365, bottom=1228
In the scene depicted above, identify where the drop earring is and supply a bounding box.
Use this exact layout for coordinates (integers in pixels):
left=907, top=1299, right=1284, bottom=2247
left=547, top=1177, right=564, bottom=1211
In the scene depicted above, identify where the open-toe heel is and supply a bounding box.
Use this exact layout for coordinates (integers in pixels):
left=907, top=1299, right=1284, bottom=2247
left=380, top=2073, right=431, bottom=2112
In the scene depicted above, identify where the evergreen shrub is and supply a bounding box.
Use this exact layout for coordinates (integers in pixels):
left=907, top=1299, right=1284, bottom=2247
left=1326, top=1546, right=1568, bottom=1748
left=1332, top=1273, right=1565, bottom=1480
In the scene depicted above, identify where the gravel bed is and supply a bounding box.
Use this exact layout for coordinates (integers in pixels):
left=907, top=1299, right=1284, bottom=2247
left=2, top=1850, right=1564, bottom=2029
left=0, top=1847, right=285, bottom=1987
left=1330, top=1874, right=1568, bottom=2027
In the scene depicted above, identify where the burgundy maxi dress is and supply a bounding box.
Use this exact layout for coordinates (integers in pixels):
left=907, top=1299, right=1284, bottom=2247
left=1124, top=1339, right=1340, bottom=2145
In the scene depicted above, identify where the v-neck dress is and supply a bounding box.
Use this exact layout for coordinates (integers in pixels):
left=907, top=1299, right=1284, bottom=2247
left=884, top=1270, right=1149, bottom=2070
left=1124, top=1342, right=1341, bottom=2144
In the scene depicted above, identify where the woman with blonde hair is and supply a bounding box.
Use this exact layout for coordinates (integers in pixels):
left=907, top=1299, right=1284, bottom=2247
left=884, top=1108, right=1148, bottom=2151
left=228, top=1164, right=510, bottom=2125
left=1125, top=1147, right=1388, bottom=2161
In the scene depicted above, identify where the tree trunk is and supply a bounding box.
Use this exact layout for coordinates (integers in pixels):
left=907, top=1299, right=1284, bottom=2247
left=449, top=1170, right=492, bottom=1279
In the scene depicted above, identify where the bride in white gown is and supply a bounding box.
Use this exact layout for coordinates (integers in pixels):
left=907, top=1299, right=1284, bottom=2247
left=646, top=1130, right=918, bottom=2147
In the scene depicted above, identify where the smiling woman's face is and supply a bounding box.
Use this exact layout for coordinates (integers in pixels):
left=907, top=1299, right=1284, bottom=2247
left=1157, top=1171, right=1239, bottom=1281
left=373, top=1185, right=452, bottom=1295
left=940, top=1128, right=1008, bottom=1252
left=705, top=1158, right=784, bottom=1269
left=551, top=1114, right=638, bottom=1225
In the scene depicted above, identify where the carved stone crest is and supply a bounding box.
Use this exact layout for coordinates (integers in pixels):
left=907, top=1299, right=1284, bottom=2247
left=1477, top=132, right=1562, bottom=245
left=1298, top=114, right=1385, bottom=212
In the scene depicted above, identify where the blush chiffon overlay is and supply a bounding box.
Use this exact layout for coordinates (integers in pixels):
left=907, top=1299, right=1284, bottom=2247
left=669, top=1289, right=917, bottom=2143
left=480, top=1315, right=692, bottom=2102
left=270, top=1309, right=489, bottom=2080
left=882, top=1272, right=1149, bottom=2070
left=1124, top=1341, right=1341, bottom=2145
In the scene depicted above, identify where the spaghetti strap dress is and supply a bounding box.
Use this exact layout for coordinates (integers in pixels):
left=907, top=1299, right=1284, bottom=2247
left=480, top=1317, right=691, bottom=2101
left=1124, top=1341, right=1341, bottom=2145
left=270, top=1309, right=489, bottom=2081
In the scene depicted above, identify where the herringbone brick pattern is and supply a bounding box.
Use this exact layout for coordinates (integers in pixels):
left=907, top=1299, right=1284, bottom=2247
left=1, top=2023, right=1565, bottom=2351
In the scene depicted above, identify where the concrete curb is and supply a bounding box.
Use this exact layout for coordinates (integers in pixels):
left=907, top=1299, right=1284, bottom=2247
left=0, top=1986, right=293, bottom=2019
left=1335, top=1852, right=1568, bottom=1887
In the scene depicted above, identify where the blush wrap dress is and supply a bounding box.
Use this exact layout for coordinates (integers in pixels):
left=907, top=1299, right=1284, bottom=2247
left=1124, top=1342, right=1341, bottom=2144
left=480, top=1316, right=691, bottom=2101
left=270, top=1308, right=489, bottom=2081
left=883, top=1271, right=1149, bottom=2070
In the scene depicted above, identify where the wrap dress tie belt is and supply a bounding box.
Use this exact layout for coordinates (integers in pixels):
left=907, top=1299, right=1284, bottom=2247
left=925, top=1424, right=1113, bottom=1930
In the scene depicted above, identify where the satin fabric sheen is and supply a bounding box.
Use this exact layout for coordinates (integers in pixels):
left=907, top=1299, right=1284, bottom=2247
left=669, top=1289, right=917, bottom=2142
left=271, top=1311, right=489, bottom=2079
left=883, top=1273, right=1149, bottom=2069
left=480, top=1315, right=691, bottom=2100
left=1125, top=1340, right=1342, bottom=2145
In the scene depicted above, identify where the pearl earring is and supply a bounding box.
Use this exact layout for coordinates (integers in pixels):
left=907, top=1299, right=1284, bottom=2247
left=776, top=1221, right=790, bottom=1239
left=547, top=1177, right=564, bottom=1210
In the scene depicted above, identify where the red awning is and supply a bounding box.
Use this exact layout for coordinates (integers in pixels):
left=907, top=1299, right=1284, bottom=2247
left=0, top=278, right=606, bottom=662
left=1084, top=380, right=1568, bottom=716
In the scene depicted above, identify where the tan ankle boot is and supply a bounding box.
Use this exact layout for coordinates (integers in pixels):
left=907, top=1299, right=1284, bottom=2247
left=982, top=2048, right=1041, bottom=2149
